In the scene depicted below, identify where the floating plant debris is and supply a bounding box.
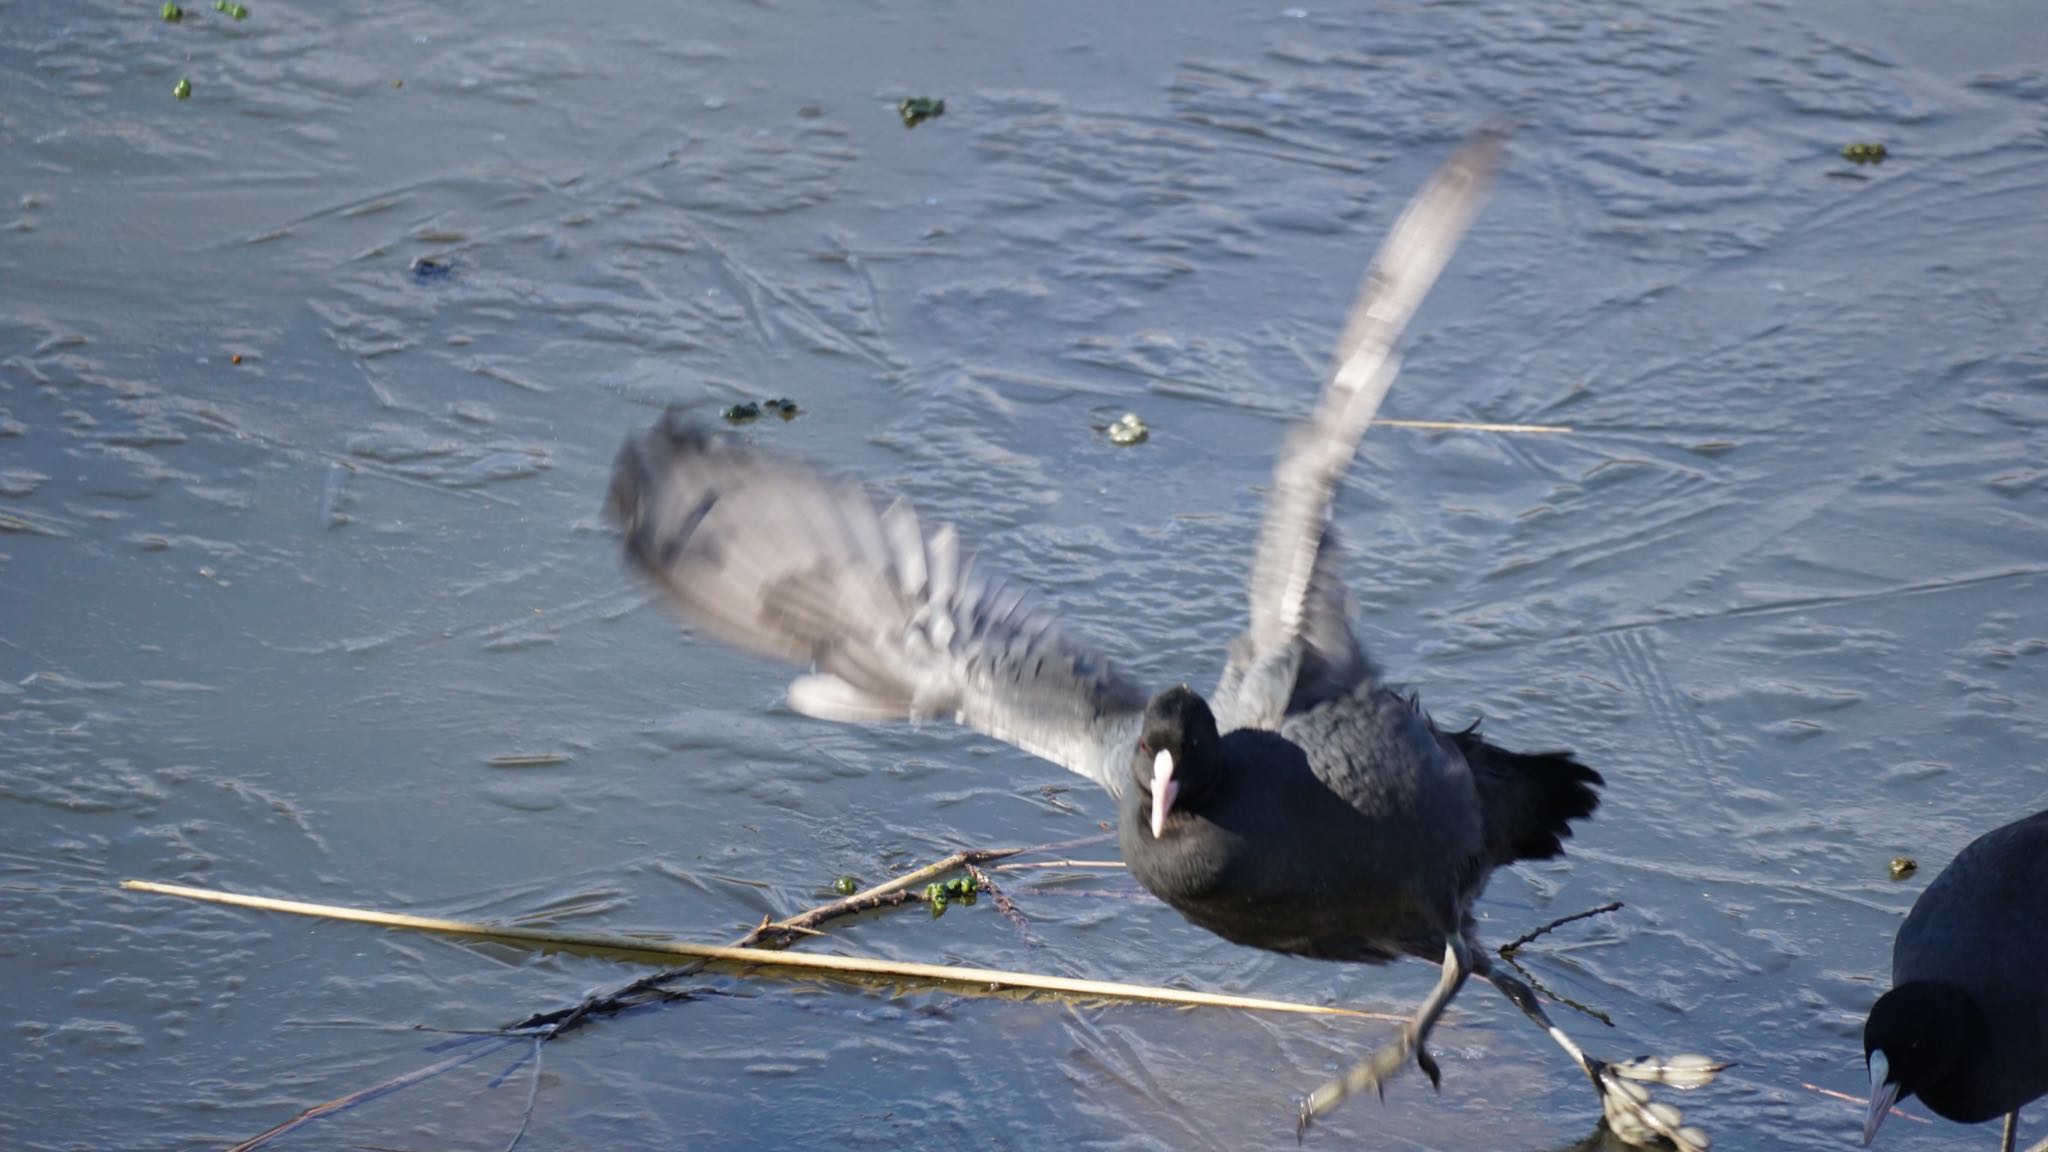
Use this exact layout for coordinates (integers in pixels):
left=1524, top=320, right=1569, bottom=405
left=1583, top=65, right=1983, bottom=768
left=489, top=753, right=571, bottom=768
left=898, top=96, right=945, bottom=129
left=1842, top=141, right=1887, bottom=165
left=722, top=398, right=800, bottom=425
left=922, top=874, right=979, bottom=917
left=1889, top=856, right=1918, bottom=881
left=172, top=77, right=192, bottom=100
left=1107, top=412, right=1149, bottom=446
left=410, top=255, right=454, bottom=282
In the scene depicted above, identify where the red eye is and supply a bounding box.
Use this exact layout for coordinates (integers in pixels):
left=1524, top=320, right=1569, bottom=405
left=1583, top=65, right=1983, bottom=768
left=1137, top=741, right=1151, bottom=756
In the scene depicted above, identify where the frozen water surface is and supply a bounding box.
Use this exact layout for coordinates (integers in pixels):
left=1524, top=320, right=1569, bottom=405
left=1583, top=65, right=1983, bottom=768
left=3, top=0, right=2046, bottom=1148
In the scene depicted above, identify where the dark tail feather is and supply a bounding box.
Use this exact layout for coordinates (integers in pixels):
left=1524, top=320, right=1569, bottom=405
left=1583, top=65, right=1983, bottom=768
left=1450, top=724, right=1603, bottom=866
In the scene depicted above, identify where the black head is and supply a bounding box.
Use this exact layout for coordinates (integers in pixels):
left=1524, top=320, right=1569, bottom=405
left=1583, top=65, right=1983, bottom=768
left=1861, top=981, right=1971, bottom=1144
left=1133, top=685, right=1224, bottom=839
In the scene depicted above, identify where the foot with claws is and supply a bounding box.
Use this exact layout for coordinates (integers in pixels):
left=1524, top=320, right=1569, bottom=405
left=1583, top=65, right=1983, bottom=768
left=1295, top=934, right=1729, bottom=1150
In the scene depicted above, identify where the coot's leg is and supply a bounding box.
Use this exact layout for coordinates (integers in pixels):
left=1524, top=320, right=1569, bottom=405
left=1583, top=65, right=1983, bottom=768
left=1478, top=959, right=1725, bottom=1152
left=1298, top=939, right=1470, bottom=1134
left=2004, top=1110, right=2045, bottom=1152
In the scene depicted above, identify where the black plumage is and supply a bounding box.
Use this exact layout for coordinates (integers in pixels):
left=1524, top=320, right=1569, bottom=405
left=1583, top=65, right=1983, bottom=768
left=1121, top=687, right=1599, bottom=968
left=606, top=131, right=1722, bottom=1147
left=1864, top=808, right=2048, bottom=1151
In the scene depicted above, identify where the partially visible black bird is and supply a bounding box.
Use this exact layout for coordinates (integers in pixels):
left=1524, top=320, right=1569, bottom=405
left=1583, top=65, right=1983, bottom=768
left=1864, top=808, right=2048, bottom=1152
left=606, top=131, right=1723, bottom=1147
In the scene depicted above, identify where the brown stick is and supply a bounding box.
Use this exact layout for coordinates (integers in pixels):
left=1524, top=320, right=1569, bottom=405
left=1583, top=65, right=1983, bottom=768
left=123, top=879, right=1397, bottom=1022
left=1799, top=1082, right=1930, bottom=1126
left=161, top=831, right=1367, bottom=1150
left=511, top=847, right=1030, bottom=1035
left=540, top=848, right=1031, bottom=1028
left=747, top=847, right=1026, bottom=948
left=964, top=863, right=1035, bottom=941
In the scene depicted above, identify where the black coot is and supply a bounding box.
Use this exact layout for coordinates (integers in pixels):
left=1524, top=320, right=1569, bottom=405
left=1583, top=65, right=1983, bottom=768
left=1864, top=808, right=2048, bottom=1151
left=606, top=132, right=1722, bottom=1147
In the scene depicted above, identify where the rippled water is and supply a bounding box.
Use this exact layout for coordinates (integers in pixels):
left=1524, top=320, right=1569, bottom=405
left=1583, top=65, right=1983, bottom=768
left=5, top=0, right=2047, bottom=1148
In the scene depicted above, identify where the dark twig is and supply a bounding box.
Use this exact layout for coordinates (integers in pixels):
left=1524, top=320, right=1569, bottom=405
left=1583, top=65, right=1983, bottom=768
left=1498, top=901, right=1623, bottom=956
left=509, top=846, right=1033, bottom=1038
left=223, top=1037, right=516, bottom=1152
left=1498, top=950, right=1615, bottom=1027
left=212, top=838, right=1106, bottom=1151
left=499, top=1035, right=544, bottom=1152
left=409, top=1024, right=552, bottom=1039
left=1495, top=901, right=1626, bottom=1028
left=964, top=863, right=1035, bottom=942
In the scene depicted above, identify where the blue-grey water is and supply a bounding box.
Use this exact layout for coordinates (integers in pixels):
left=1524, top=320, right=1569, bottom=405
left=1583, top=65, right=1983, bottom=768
left=5, top=0, right=2047, bottom=1148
